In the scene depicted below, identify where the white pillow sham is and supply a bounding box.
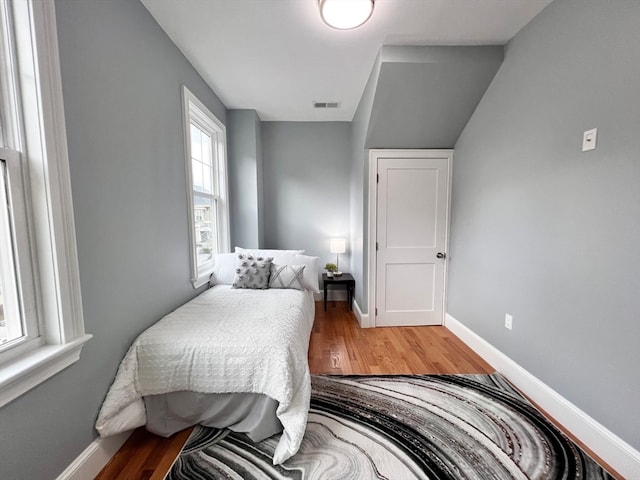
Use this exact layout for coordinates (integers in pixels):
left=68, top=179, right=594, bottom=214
left=209, top=252, right=238, bottom=285
left=235, top=247, right=305, bottom=256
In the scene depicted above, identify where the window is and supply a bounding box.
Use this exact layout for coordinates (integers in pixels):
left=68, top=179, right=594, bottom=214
left=182, top=86, right=229, bottom=287
left=0, top=0, right=90, bottom=407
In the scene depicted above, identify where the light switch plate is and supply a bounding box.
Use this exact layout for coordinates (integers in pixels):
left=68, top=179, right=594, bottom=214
left=582, top=128, right=597, bottom=152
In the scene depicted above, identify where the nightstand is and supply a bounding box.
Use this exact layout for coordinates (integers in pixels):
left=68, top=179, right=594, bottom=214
left=322, top=273, right=355, bottom=311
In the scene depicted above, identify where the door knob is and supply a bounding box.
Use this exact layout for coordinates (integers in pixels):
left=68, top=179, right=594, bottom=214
left=436, top=252, right=446, bottom=259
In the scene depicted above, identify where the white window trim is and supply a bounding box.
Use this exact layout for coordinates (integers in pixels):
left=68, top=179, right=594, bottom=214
left=181, top=85, right=230, bottom=288
left=0, top=0, right=90, bottom=408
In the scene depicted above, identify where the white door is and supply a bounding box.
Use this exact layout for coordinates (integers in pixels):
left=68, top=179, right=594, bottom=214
left=374, top=151, right=451, bottom=327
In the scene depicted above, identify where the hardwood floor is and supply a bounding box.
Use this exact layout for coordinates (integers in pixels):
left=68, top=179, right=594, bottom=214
left=309, top=300, right=493, bottom=375
left=92, top=301, right=496, bottom=479
left=94, top=428, right=191, bottom=480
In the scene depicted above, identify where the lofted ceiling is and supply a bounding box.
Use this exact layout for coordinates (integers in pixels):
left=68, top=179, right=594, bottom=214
left=141, top=0, right=553, bottom=121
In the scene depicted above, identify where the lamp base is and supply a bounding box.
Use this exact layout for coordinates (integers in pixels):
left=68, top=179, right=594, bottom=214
left=333, top=271, right=342, bottom=277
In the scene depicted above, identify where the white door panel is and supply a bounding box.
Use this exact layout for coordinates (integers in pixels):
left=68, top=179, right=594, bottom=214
left=375, top=153, right=450, bottom=327
left=386, top=167, right=438, bottom=248
left=385, top=263, right=435, bottom=310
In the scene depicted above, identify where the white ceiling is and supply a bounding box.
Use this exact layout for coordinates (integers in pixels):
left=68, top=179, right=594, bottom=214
left=141, top=0, right=552, bottom=121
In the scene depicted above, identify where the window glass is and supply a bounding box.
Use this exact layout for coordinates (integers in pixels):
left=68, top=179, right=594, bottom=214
left=190, top=123, right=202, bottom=161
left=202, top=163, right=212, bottom=194
left=193, top=194, right=216, bottom=269
left=0, top=161, right=22, bottom=347
left=191, top=158, right=204, bottom=192
left=202, top=131, right=212, bottom=166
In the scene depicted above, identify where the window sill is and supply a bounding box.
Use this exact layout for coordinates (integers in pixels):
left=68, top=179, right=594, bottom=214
left=192, top=270, right=214, bottom=289
left=0, top=334, right=92, bottom=408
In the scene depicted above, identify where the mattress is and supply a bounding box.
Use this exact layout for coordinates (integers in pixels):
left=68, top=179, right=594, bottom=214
left=95, top=285, right=315, bottom=464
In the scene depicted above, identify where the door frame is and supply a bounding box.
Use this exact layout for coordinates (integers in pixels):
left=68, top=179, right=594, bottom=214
left=367, top=149, right=453, bottom=328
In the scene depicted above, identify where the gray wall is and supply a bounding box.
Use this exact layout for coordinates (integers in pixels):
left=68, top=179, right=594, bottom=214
left=0, top=0, right=227, bottom=478
left=228, top=109, right=264, bottom=249
left=262, top=122, right=351, bottom=266
left=448, top=0, right=640, bottom=450
left=349, top=54, right=382, bottom=310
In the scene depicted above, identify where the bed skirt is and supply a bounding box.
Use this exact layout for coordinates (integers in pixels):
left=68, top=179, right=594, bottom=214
left=144, top=391, right=282, bottom=442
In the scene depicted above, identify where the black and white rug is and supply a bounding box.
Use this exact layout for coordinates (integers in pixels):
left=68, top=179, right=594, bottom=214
left=167, top=374, right=614, bottom=479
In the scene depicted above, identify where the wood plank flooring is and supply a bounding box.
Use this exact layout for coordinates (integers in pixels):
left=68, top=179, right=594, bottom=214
left=95, top=301, right=617, bottom=479
left=309, top=300, right=493, bottom=375
left=95, top=428, right=191, bottom=480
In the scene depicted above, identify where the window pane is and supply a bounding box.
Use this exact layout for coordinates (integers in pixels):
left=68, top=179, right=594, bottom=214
left=193, top=194, right=218, bottom=269
left=192, top=158, right=204, bottom=192
left=202, top=163, right=212, bottom=194
left=0, top=162, right=23, bottom=347
left=202, top=132, right=213, bottom=165
left=202, top=132, right=212, bottom=166
left=190, top=123, right=202, bottom=161
left=0, top=262, right=6, bottom=345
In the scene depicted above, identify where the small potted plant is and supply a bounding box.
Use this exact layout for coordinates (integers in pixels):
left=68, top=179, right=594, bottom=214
left=324, top=262, right=338, bottom=278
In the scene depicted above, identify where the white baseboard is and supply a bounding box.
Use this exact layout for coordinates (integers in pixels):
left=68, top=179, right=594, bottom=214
left=353, top=299, right=371, bottom=328
left=56, top=431, right=132, bottom=480
left=445, top=313, right=640, bottom=480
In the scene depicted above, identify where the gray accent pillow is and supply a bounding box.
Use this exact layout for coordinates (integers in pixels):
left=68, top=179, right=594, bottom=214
left=232, top=254, right=273, bottom=289
left=269, top=264, right=305, bottom=290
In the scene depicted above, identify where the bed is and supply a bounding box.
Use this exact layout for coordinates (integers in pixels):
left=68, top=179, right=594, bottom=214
left=95, top=250, right=319, bottom=464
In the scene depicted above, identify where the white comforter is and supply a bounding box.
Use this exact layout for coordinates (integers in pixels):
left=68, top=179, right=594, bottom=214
left=95, top=285, right=315, bottom=464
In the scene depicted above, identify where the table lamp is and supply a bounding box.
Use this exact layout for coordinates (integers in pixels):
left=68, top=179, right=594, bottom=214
left=330, top=238, right=346, bottom=277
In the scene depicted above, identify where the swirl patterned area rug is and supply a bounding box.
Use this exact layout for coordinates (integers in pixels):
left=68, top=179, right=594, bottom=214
left=167, top=374, right=614, bottom=479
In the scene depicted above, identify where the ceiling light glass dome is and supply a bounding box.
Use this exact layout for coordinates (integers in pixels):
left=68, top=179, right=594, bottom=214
left=319, top=0, right=374, bottom=30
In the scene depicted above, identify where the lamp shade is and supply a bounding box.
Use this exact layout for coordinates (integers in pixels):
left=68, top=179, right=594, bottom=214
left=319, top=0, right=374, bottom=30
left=330, top=238, right=346, bottom=254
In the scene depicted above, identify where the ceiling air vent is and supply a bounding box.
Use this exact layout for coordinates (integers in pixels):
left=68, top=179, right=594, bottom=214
left=313, top=101, right=341, bottom=109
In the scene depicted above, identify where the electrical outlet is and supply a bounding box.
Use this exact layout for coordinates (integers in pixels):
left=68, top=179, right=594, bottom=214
left=505, top=313, right=513, bottom=330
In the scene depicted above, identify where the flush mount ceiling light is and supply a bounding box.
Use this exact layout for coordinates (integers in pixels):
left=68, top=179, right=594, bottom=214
left=319, top=0, right=374, bottom=30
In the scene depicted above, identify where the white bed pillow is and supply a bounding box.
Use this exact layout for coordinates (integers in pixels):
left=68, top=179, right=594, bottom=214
left=209, top=253, right=238, bottom=285
left=235, top=247, right=305, bottom=256
left=269, top=264, right=305, bottom=290
left=270, top=253, right=320, bottom=292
